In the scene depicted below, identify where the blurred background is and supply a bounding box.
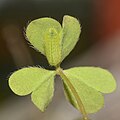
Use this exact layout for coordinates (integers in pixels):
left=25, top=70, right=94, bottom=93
left=0, top=0, right=120, bottom=120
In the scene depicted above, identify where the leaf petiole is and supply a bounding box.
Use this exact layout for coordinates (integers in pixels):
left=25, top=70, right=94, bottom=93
left=56, top=67, right=89, bottom=120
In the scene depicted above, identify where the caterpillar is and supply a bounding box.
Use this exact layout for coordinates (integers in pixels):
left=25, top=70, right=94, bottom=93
left=44, top=28, right=62, bottom=66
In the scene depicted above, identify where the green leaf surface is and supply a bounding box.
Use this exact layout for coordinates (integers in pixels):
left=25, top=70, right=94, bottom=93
left=31, top=72, right=54, bottom=112
left=26, top=15, right=81, bottom=65
left=63, top=77, right=104, bottom=113
left=9, top=67, right=56, bottom=111
left=26, top=18, right=62, bottom=55
left=64, top=67, right=116, bottom=93
left=62, top=67, right=116, bottom=113
left=62, top=15, right=81, bottom=60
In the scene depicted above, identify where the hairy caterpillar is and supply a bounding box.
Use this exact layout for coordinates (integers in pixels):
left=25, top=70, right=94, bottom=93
left=44, top=28, right=62, bottom=66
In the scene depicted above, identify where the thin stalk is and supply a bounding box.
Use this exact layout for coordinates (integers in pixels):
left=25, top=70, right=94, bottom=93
left=56, top=67, right=89, bottom=120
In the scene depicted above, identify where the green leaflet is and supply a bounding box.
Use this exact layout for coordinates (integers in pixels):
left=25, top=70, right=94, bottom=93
left=26, top=15, right=81, bottom=66
left=26, top=17, right=62, bottom=55
left=63, top=77, right=104, bottom=113
left=62, top=15, right=81, bottom=61
left=64, top=67, right=116, bottom=93
left=62, top=67, right=116, bottom=113
left=9, top=67, right=55, bottom=111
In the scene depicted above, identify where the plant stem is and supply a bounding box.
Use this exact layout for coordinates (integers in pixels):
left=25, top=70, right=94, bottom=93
left=56, top=67, right=89, bottom=120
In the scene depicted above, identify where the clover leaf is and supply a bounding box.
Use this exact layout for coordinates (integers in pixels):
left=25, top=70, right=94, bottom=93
left=26, top=17, right=62, bottom=55
left=8, top=15, right=116, bottom=120
left=63, top=67, right=116, bottom=113
left=9, top=67, right=55, bottom=111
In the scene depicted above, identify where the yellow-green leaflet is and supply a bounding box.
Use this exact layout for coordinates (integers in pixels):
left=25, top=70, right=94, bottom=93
left=26, top=15, right=81, bottom=66
left=26, top=17, right=61, bottom=55
left=9, top=67, right=56, bottom=112
left=62, top=67, right=116, bottom=113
